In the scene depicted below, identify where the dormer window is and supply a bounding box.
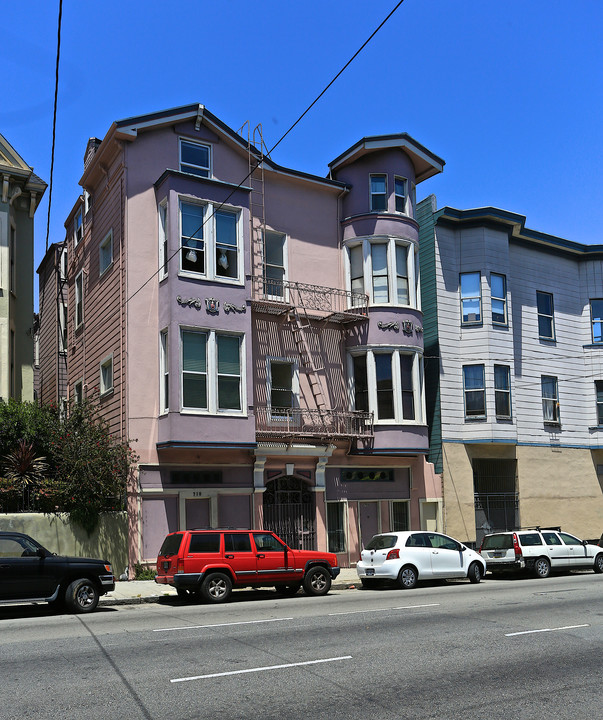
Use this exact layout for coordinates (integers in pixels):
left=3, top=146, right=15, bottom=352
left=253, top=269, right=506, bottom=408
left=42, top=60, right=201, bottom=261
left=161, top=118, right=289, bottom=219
left=180, top=139, right=211, bottom=178
left=394, top=177, right=407, bottom=213
left=369, top=175, right=387, bottom=212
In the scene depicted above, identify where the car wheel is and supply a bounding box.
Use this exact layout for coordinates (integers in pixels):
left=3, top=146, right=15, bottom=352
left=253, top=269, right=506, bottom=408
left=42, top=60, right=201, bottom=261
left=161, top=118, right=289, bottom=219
left=468, top=562, right=482, bottom=584
left=303, top=566, right=331, bottom=596
left=533, top=557, right=551, bottom=579
left=65, top=578, right=99, bottom=614
left=398, top=565, right=418, bottom=589
left=360, top=578, right=379, bottom=589
left=201, top=572, right=232, bottom=603
left=275, top=583, right=301, bottom=596
left=594, top=553, right=603, bottom=574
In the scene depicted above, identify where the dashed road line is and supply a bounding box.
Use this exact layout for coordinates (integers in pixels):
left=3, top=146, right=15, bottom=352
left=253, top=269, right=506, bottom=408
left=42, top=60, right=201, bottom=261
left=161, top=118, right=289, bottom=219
left=154, top=617, right=293, bottom=632
left=505, top=624, right=589, bottom=637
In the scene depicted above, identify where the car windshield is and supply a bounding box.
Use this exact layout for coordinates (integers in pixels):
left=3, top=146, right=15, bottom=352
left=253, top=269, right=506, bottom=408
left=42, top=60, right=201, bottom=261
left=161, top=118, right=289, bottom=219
left=365, top=535, right=397, bottom=551
left=158, top=533, right=184, bottom=557
left=481, top=534, right=513, bottom=550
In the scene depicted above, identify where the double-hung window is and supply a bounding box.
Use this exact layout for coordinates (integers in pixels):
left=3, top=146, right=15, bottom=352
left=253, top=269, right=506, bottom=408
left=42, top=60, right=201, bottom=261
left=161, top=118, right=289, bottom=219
left=348, top=238, right=414, bottom=307
left=541, top=375, right=559, bottom=423
left=59, top=303, right=67, bottom=353
left=160, top=329, right=169, bottom=414
left=460, top=272, right=481, bottom=324
left=181, top=329, right=244, bottom=414
left=74, top=208, right=83, bottom=247
left=596, top=381, right=603, bottom=426
left=180, top=139, right=211, bottom=177
left=590, top=299, right=603, bottom=343
left=491, top=273, right=507, bottom=325
left=75, top=271, right=84, bottom=329
left=263, top=230, right=286, bottom=298
left=370, top=174, right=387, bottom=211
left=494, top=365, right=511, bottom=418
left=158, top=200, right=168, bottom=280
left=180, top=200, right=241, bottom=282
left=351, top=349, right=421, bottom=423
left=99, top=230, right=113, bottom=276
left=537, top=291, right=555, bottom=340
left=463, top=365, right=485, bottom=418
left=269, top=360, right=297, bottom=413
left=100, top=355, right=113, bottom=396
left=394, top=177, right=407, bottom=213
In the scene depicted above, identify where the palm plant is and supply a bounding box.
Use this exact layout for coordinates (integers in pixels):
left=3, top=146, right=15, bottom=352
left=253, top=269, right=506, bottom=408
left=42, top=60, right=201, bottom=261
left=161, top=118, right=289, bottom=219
left=2, top=440, right=49, bottom=510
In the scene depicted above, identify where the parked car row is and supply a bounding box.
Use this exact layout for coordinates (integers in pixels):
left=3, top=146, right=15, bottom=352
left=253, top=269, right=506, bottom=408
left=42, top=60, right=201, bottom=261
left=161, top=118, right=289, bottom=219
left=1, top=526, right=601, bottom=613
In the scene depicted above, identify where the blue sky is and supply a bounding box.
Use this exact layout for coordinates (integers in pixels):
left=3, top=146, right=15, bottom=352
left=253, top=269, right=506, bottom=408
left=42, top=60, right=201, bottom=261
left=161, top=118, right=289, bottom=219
left=4, top=0, right=602, bottom=307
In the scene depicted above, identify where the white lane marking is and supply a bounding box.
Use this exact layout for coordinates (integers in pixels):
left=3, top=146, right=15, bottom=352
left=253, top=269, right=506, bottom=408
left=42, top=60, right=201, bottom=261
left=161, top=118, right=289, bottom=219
left=154, top=617, right=293, bottom=632
left=505, top=624, right=589, bottom=637
left=171, top=655, right=353, bottom=683
left=329, top=603, right=439, bottom=616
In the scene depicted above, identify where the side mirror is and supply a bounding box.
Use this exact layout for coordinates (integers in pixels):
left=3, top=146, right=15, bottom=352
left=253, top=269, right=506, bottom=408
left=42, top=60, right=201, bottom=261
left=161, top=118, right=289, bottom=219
left=460, top=546, right=466, bottom=552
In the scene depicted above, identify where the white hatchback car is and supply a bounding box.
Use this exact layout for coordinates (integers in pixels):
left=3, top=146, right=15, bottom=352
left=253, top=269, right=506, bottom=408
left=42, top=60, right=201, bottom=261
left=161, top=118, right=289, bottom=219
left=357, top=531, right=486, bottom=589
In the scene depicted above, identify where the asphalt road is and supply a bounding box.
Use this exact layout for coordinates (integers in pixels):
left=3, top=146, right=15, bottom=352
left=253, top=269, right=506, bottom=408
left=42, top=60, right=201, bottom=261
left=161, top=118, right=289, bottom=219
left=0, top=572, right=601, bottom=720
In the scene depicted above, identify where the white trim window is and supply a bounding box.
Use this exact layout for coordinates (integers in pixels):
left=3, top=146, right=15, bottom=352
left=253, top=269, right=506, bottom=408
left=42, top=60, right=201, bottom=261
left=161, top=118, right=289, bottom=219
left=463, top=364, right=485, bottom=419
left=346, top=237, right=415, bottom=307
left=159, top=329, right=169, bottom=414
left=73, top=379, right=83, bottom=404
left=494, top=364, right=511, bottom=419
left=350, top=349, right=422, bottom=424
left=9, top=223, right=16, bottom=293
left=59, top=246, right=67, bottom=280
left=179, top=199, right=241, bottom=283
left=99, top=229, right=113, bottom=276
left=74, top=208, right=83, bottom=247
left=263, top=230, right=287, bottom=298
left=460, top=272, right=481, bottom=324
left=58, top=303, right=67, bottom=353
left=537, top=291, right=555, bottom=340
left=100, top=355, right=114, bottom=396
left=491, top=273, right=507, bottom=325
left=181, top=328, right=244, bottom=414
left=268, top=358, right=299, bottom=415
left=75, top=271, right=84, bottom=329
left=158, top=200, right=168, bottom=280
left=369, top=174, right=387, bottom=211
left=590, top=299, right=603, bottom=344
left=541, top=375, right=559, bottom=424
left=596, top=380, right=603, bottom=426
left=180, top=139, right=211, bottom=178
left=394, top=176, right=407, bottom=213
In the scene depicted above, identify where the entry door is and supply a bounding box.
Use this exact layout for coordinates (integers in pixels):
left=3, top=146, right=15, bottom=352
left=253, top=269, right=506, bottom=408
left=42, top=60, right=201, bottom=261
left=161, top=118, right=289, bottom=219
left=359, top=502, right=380, bottom=549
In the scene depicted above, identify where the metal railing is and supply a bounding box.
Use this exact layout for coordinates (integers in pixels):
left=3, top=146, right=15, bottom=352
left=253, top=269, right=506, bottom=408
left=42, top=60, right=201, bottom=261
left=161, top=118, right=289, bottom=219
left=254, top=406, right=374, bottom=439
left=250, top=276, right=369, bottom=322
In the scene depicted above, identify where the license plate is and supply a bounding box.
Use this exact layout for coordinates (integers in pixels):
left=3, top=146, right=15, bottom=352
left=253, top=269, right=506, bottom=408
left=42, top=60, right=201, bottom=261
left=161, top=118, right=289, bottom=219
left=163, top=561, right=170, bottom=570
left=365, top=568, right=375, bottom=576
left=491, top=553, right=504, bottom=558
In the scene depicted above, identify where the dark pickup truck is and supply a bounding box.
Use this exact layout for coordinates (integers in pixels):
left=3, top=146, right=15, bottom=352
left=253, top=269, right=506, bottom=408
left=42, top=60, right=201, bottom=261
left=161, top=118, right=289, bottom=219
left=0, top=531, right=114, bottom=613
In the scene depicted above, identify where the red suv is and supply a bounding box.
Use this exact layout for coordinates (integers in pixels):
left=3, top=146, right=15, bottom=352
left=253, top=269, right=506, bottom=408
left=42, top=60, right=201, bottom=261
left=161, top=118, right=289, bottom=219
left=155, top=529, right=340, bottom=603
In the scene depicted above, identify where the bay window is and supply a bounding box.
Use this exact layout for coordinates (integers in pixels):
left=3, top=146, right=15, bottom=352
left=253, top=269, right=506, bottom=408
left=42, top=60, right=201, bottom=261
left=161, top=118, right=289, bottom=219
left=590, top=299, right=603, bottom=343
left=181, top=328, right=244, bottom=414
left=347, top=237, right=415, bottom=307
left=370, top=174, right=387, bottom=211
left=180, top=199, right=241, bottom=282
left=494, top=364, right=511, bottom=418
left=350, top=349, right=422, bottom=424
left=394, top=177, right=407, bottom=213
left=463, top=365, right=485, bottom=418
left=460, top=272, right=481, bottom=324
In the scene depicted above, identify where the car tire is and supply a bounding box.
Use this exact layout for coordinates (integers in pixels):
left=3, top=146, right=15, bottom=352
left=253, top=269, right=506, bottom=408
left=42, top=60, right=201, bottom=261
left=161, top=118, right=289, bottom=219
left=275, top=583, right=301, bottom=595
left=360, top=578, right=379, bottom=589
left=200, top=572, right=232, bottom=603
left=398, top=565, right=418, bottom=589
left=303, top=566, right=331, bottom=596
left=533, top=557, right=551, bottom=579
left=65, top=578, right=99, bottom=614
left=594, top=553, right=603, bottom=574
left=468, top=562, right=483, bottom=584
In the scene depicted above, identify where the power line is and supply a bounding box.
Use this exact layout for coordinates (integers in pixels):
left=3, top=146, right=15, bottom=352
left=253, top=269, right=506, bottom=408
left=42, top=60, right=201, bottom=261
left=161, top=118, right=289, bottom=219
left=123, top=0, right=406, bottom=309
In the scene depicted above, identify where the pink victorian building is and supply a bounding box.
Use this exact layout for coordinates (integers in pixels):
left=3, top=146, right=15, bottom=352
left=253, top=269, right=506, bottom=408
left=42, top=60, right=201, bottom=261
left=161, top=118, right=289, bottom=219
left=64, top=104, right=444, bottom=570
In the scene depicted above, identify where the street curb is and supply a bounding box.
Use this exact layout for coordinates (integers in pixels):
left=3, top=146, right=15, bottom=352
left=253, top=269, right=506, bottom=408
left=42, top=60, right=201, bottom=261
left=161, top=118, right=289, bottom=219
left=100, top=581, right=359, bottom=606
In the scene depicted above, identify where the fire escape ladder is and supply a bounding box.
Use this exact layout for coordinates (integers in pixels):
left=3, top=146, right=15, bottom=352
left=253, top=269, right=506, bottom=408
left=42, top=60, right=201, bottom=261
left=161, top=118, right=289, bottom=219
left=289, top=298, right=327, bottom=412
left=239, top=122, right=268, bottom=283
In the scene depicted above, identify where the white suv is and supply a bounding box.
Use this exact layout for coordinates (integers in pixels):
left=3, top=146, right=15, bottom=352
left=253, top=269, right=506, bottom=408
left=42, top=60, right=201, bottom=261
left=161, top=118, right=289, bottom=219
left=479, top=528, right=603, bottom=578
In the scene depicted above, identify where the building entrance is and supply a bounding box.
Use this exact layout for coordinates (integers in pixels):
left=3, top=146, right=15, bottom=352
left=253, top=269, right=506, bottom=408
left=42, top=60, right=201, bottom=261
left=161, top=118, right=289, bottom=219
left=263, top=476, right=316, bottom=550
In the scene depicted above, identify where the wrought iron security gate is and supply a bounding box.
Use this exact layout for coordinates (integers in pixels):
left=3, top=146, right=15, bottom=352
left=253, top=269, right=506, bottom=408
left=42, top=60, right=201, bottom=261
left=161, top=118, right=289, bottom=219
left=473, top=459, right=519, bottom=545
left=263, top=476, right=316, bottom=550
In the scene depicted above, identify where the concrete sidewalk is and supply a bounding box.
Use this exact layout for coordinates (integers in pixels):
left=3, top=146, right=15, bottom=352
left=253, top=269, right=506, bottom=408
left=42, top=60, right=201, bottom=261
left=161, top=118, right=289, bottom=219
left=100, top=568, right=360, bottom=606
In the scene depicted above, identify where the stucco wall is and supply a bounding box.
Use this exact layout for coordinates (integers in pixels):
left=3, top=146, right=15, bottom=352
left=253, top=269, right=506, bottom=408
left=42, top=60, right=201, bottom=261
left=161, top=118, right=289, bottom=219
left=0, top=512, right=128, bottom=575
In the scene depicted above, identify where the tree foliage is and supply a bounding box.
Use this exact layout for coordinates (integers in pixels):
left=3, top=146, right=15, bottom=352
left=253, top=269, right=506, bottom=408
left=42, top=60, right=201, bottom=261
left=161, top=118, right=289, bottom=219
left=0, top=399, right=138, bottom=535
